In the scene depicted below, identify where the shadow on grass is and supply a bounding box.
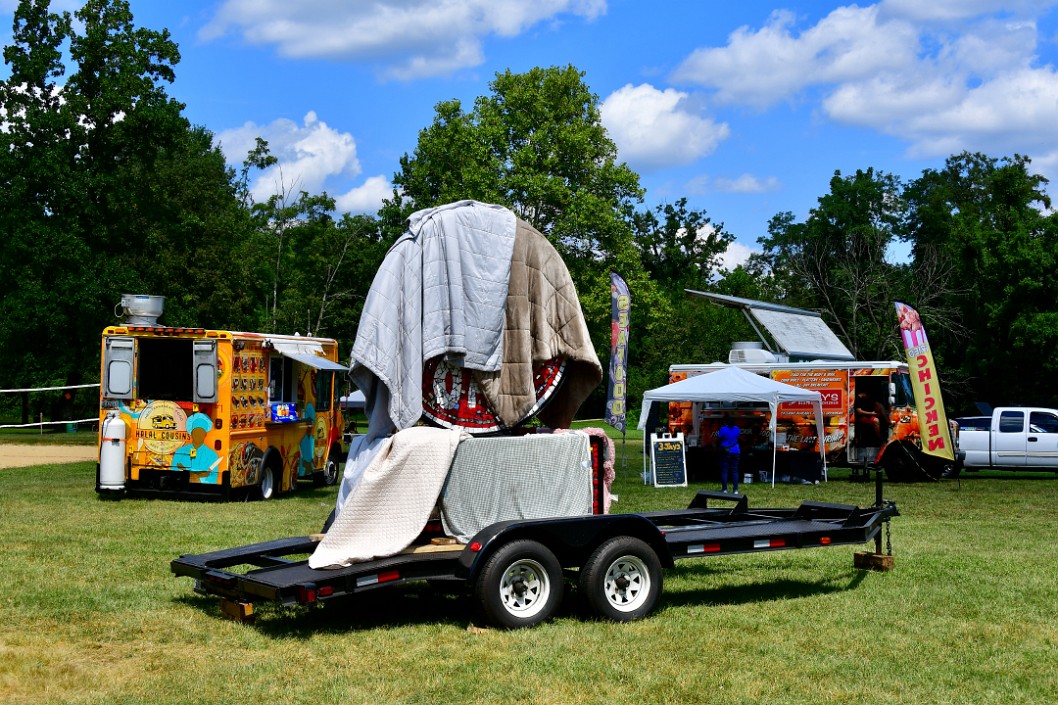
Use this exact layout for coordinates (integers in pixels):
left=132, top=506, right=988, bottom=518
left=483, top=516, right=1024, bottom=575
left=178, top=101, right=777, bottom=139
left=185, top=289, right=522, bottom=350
left=658, top=564, right=868, bottom=611
left=175, top=564, right=870, bottom=638
left=176, top=583, right=475, bottom=637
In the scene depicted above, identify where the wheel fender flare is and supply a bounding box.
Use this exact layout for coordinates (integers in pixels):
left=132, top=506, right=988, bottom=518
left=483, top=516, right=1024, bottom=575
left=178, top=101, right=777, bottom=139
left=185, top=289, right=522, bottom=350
left=460, top=514, right=671, bottom=583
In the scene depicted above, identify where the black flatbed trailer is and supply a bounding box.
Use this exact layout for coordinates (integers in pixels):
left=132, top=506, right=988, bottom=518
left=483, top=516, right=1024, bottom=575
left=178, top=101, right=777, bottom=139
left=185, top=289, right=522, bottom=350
left=172, top=481, right=899, bottom=629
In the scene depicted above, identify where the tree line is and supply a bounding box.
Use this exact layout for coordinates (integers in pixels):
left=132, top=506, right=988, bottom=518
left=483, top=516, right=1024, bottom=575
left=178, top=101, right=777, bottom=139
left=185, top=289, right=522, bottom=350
left=3, top=0, right=1057, bottom=424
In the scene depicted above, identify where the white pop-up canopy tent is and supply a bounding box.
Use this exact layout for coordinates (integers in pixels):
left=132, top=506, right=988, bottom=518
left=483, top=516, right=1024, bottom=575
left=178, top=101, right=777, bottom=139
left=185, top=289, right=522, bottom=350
left=637, top=365, right=827, bottom=486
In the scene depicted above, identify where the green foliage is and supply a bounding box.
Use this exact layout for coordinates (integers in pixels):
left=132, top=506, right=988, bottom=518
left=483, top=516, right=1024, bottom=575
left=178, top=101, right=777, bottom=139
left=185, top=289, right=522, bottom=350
left=903, top=152, right=1058, bottom=410
left=752, top=168, right=908, bottom=360
left=0, top=0, right=258, bottom=395
left=387, top=65, right=644, bottom=268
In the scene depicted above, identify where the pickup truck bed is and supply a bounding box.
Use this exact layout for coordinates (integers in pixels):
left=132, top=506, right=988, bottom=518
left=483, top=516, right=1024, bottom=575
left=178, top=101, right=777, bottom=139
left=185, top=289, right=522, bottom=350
left=172, top=489, right=898, bottom=627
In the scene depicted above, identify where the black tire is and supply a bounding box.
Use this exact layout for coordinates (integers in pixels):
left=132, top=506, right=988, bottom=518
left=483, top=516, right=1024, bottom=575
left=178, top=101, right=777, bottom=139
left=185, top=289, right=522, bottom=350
left=579, top=537, right=663, bottom=622
left=257, top=464, right=275, bottom=500
left=314, top=455, right=340, bottom=487
left=474, top=540, right=563, bottom=629
left=882, top=441, right=939, bottom=482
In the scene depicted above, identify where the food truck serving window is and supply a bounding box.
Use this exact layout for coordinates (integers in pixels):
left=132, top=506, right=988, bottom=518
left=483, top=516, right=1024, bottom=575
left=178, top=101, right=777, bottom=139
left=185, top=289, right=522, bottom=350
left=269, top=355, right=295, bottom=403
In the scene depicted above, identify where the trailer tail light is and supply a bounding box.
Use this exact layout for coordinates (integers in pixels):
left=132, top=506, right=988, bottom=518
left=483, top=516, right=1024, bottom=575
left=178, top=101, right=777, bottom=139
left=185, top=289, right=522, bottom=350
left=297, top=583, right=319, bottom=604
left=355, top=570, right=401, bottom=588
left=687, top=542, right=722, bottom=555
left=204, top=571, right=236, bottom=588
left=754, top=538, right=786, bottom=549
left=297, top=583, right=335, bottom=605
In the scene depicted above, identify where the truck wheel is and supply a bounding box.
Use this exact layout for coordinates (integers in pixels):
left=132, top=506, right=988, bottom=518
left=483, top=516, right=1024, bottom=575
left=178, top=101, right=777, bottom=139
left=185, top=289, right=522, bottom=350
left=314, top=456, right=340, bottom=487
left=475, top=540, right=563, bottom=629
left=257, top=465, right=275, bottom=500
left=579, top=537, right=662, bottom=622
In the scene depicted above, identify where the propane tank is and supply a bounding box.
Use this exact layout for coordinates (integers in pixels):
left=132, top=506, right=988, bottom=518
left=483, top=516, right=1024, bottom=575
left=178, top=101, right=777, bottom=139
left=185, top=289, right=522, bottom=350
left=98, top=411, right=127, bottom=493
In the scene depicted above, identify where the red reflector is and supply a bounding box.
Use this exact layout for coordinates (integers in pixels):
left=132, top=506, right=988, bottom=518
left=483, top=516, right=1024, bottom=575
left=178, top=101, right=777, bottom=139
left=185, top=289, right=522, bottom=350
left=820, top=536, right=831, bottom=545
left=377, top=570, right=400, bottom=583
left=469, top=542, right=482, bottom=552
left=702, top=543, right=722, bottom=553
left=318, top=585, right=334, bottom=597
left=770, top=538, right=786, bottom=548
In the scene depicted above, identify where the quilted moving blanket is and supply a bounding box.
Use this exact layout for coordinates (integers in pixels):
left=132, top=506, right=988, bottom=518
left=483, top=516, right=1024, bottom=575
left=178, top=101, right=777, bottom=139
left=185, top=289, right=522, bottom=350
left=439, top=432, right=593, bottom=543
left=475, top=219, right=602, bottom=429
left=309, top=426, right=463, bottom=569
left=349, top=200, right=516, bottom=432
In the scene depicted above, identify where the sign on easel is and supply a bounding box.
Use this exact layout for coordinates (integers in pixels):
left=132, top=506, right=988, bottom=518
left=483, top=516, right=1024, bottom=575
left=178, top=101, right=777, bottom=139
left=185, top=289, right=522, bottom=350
left=650, top=432, right=687, bottom=487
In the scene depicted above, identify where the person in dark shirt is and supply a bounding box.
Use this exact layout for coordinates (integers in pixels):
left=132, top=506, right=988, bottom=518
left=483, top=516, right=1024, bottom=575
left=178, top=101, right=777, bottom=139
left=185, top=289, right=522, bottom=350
left=717, top=415, right=741, bottom=493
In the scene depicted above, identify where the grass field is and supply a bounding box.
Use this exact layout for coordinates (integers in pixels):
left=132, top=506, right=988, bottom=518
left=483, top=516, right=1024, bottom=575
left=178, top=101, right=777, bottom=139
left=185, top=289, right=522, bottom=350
left=0, top=433, right=1055, bottom=705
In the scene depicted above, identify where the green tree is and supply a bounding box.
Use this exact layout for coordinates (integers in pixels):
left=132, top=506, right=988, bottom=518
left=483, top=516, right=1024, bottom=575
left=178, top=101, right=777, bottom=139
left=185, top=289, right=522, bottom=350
left=631, top=198, right=733, bottom=292
left=752, top=168, right=907, bottom=359
left=0, top=0, right=255, bottom=421
left=903, top=152, right=1058, bottom=409
left=385, top=65, right=644, bottom=277
left=239, top=141, right=388, bottom=342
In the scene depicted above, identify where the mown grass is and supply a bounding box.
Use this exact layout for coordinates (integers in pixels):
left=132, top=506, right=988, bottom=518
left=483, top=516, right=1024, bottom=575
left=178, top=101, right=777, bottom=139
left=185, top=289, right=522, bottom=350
left=0, top=429, right=98, bottom=446
left=0, top=434, right=1055, bottom=704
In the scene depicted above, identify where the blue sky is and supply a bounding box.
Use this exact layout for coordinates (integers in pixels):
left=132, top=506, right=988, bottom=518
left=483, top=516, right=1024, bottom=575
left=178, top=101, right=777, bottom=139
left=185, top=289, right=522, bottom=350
left=5, top=0, right=1058, bottom=266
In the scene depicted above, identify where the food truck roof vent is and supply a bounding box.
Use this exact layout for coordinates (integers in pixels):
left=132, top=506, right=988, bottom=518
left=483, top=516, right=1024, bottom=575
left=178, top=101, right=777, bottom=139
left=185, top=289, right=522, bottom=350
left=116, top=294, right=165, bottom=325
left=728, top=341, right=779, bottom=364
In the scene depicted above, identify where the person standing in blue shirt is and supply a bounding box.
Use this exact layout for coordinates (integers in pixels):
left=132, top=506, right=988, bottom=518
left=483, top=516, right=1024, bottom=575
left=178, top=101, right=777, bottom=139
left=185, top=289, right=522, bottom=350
left=717, top=415, right=741, bottom=493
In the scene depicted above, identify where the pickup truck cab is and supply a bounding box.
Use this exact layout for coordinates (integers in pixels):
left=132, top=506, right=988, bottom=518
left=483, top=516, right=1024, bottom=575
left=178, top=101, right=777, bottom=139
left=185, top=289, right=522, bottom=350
left=956, top=407, right=1058, bottom=471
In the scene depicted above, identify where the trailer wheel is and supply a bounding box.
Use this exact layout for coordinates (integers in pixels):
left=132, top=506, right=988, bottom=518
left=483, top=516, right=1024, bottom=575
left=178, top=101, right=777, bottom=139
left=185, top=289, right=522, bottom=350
left=475, top=540, right=563, bottom=629
left=315, top=455, right=340, bottom=487
left=579, top=537, right=662, bottom=622
left=257, top=465, right=275, bottom=500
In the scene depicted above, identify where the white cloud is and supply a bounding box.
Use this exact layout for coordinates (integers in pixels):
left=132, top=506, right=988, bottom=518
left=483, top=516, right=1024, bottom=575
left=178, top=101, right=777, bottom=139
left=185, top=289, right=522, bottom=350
left=720, top=241, right=757, bottom=271
left=878, top=0, right=1058, bottom=23
left=671, top=2, right=1058, bottom=162
left=201, top=0, right=607, bottom=80
left=334, top=175, right=392, bottom=215
left=215, top=111, right=362, bottom=204
left=671, top=6, right=919, bottom=109
left=713, top=174, right=781, bottom=194
left=599, top=83, right=729, bottom=172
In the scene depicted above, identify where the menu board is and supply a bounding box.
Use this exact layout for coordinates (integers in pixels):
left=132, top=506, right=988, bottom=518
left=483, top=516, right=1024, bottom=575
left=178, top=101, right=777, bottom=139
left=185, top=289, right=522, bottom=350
left=650, top=432, right=687, bottom=488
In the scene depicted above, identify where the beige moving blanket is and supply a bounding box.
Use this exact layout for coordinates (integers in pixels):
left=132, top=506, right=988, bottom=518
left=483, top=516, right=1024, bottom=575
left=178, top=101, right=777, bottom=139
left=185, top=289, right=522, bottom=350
left=310, top=426, right=463, bottom=569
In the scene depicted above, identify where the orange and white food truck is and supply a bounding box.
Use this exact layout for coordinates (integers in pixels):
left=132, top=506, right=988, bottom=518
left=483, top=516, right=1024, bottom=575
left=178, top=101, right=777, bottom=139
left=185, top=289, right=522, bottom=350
left=665, top=292, right=958, bottom=481
left=666, top=358, right=950, bottom=481
left=96, top=296, right=347, bottom=499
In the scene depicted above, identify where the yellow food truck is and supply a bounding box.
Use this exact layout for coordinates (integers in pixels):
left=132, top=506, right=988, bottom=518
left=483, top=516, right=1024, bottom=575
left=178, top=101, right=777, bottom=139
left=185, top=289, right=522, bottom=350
left=96, top=301, right=347, bottom=499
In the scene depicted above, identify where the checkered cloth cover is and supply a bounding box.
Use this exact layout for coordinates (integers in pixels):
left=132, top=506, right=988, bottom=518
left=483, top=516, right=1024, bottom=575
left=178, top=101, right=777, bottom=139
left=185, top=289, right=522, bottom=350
left=439, top=432, right=593, bottom=543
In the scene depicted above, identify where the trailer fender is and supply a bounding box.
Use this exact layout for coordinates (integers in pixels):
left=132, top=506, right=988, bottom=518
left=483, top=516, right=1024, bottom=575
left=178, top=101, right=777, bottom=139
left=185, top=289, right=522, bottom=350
left=460, top=514, right=672, bottom=584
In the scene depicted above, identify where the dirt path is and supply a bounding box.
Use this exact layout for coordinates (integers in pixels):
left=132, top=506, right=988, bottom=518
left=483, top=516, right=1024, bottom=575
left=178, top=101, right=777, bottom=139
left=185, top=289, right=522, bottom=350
left=0, top=444, right=97, bottom=469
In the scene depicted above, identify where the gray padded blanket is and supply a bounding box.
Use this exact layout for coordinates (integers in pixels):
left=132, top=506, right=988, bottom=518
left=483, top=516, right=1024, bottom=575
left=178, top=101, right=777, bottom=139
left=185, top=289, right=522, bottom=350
left=439, top=432, right=593, bottom=543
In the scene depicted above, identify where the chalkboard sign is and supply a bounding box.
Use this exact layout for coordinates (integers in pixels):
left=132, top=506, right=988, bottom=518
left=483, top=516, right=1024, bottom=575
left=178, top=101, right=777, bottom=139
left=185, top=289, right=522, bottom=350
left=650, top=432, right=687, bottom=488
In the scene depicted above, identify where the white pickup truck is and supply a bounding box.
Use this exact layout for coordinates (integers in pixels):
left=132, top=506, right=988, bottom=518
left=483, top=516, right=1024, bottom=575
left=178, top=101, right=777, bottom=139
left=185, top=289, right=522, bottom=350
left=956, top=407, right=1058, bottom=471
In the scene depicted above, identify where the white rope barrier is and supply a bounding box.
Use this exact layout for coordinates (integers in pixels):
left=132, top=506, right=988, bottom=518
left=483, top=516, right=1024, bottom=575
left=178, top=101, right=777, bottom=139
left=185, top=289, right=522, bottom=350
left=0, top=384, right=100, bottom=432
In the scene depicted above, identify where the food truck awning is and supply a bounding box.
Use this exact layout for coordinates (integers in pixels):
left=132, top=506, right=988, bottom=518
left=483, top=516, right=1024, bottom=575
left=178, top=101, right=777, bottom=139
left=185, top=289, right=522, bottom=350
left=267, top=340, right=349, bottom=372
